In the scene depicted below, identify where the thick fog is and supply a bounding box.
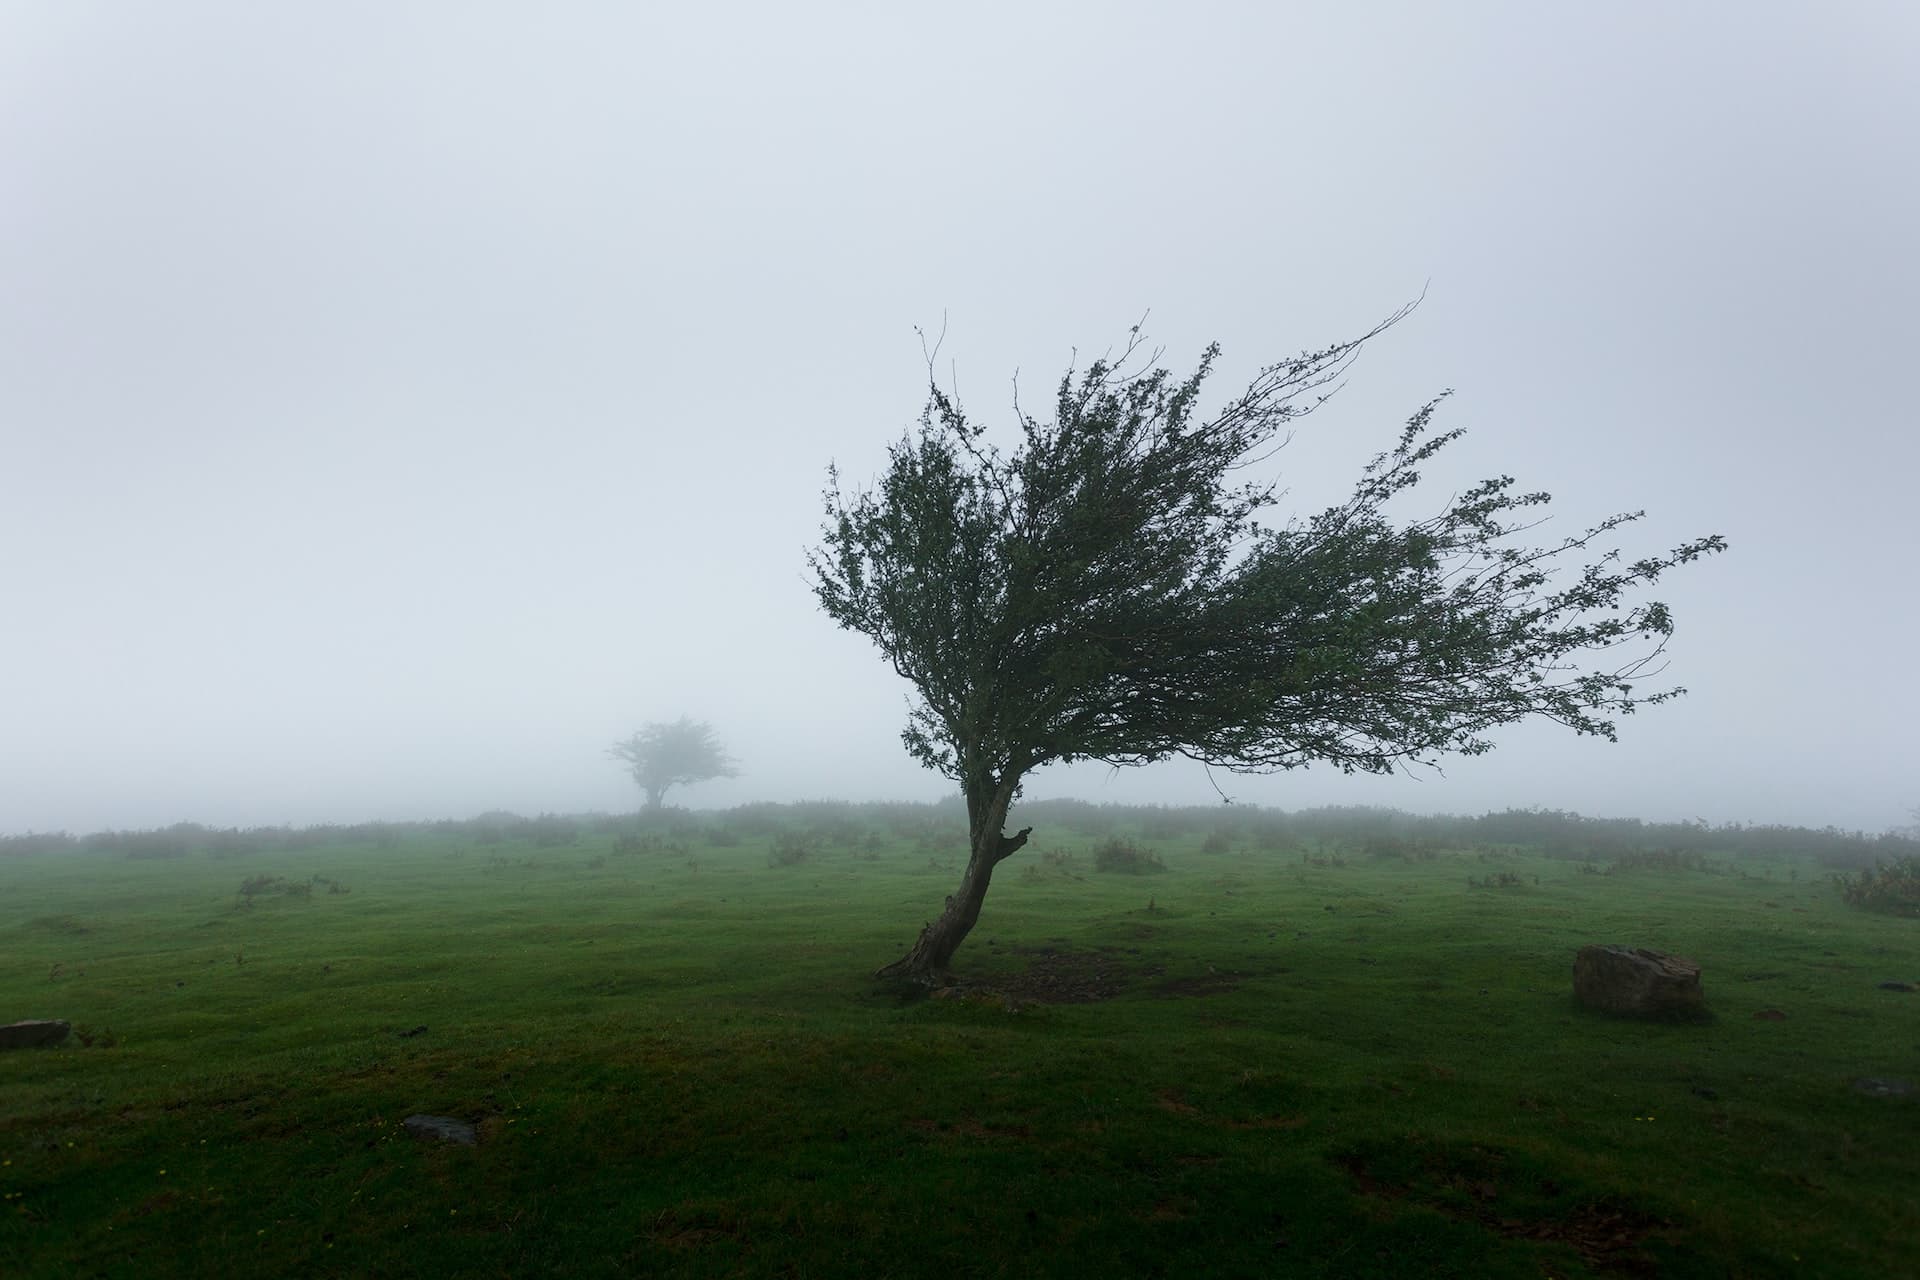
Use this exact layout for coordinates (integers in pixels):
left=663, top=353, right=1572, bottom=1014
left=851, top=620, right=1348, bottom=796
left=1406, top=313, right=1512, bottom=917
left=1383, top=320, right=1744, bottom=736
left=3, top=4, right=1915, bottom=835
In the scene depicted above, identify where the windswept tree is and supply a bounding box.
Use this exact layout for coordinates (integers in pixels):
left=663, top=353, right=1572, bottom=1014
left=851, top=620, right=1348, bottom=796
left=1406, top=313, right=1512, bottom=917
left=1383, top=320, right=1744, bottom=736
left=609, top=717, right=739, bottom=810
left=810, top=311, right=1724, bottom=983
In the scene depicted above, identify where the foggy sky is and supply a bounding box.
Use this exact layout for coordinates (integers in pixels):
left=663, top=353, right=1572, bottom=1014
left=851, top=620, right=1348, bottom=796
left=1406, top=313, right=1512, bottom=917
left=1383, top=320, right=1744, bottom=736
left=4, top=3, right=1916, bottom=835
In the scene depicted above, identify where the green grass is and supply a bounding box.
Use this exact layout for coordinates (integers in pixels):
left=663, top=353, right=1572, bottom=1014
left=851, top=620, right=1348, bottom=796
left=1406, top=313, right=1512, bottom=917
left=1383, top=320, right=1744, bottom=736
left=2, top=816, right=1916, bottom=1278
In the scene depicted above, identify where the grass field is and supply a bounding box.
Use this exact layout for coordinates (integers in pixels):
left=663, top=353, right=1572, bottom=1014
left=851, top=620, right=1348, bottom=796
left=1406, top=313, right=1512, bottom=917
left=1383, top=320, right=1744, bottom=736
left=2, top=805, right=1916, bottom=1278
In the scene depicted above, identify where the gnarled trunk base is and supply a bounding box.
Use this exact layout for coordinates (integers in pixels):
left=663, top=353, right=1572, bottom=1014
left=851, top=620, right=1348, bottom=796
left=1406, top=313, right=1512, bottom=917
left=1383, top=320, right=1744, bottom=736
left=876, top=820, right=1031, bottom=984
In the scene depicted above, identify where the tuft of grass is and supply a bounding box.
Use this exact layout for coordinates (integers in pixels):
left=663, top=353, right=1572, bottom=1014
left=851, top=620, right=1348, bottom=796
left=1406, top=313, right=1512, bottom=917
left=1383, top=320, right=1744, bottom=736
left=1834, top=856, right=1920, bottom=917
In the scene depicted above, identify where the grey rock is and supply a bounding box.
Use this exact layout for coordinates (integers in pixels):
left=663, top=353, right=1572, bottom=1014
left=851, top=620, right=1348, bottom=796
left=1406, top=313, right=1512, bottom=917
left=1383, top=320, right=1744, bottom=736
left=403, top=1114, right=477, bottom=1145
left=1573, top=945, right=1706, bottom=1019
left=0, top=1020, right=71, bottom=1050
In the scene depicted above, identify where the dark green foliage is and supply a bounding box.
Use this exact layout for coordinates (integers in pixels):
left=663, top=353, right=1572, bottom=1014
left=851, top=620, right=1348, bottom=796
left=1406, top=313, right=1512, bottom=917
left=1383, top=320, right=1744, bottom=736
left=812, top=315, right=1723, bottom=790
left=1469, top=870, right=1525, bottom=889
left=1092, top=837, right=1164, bottom=874
left=1835, top=857, right=1920, bottom=917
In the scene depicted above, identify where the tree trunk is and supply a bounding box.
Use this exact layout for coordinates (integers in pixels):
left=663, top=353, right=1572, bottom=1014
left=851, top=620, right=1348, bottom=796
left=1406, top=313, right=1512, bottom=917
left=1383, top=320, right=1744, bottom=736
left=644, top=784, right=667, bottom=810
left=875, top=775, right=1031, bottom=984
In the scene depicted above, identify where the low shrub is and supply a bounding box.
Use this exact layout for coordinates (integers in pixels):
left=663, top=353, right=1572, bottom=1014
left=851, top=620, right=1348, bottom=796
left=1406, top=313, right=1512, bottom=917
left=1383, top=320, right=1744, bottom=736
left=237, top=875, right=311, bottom=904
left=1835, top=857, right=1920, bottom=917
left=613, top=832, right=688, bottom=857
left=1468, top=870, right=1525, bottom=889
left=1093, top=838, right=1164, bottom=874
left=768, top=834, right=813, bottom=867
left=1363, top=836, right=1440, bottom=861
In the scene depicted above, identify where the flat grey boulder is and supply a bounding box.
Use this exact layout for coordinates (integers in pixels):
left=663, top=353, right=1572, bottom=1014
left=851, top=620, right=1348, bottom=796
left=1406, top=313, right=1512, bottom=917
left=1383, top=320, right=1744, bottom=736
left=0, top=1020, right=71, bottom=1050
left=1573, top=945, right=1705, bottom=1019
left=402, top=1114, right=477, bottom=1145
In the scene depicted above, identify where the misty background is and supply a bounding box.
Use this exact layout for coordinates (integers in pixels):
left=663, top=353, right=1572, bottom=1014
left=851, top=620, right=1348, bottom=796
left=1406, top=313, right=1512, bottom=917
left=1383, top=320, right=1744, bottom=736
left=3, top=3, right=1915, bottom=835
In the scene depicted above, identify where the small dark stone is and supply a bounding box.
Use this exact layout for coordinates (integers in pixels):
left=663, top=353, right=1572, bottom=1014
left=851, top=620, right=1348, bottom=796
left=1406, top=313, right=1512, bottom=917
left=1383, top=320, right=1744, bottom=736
left=1877, top=981, right=1915, bottom=993
left=397, top=1025, right=428, bottom=1039
left=402, top=1114, right=477, bottom=1145
left=1852, top=1078, right=1914, bottom=1098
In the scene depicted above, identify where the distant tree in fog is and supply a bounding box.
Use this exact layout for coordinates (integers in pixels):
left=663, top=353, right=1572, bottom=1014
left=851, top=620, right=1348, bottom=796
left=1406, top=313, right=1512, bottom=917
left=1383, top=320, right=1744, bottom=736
left=609, top=718, right=739, bottom=810
left=811, top=310, right=1725, bottom=983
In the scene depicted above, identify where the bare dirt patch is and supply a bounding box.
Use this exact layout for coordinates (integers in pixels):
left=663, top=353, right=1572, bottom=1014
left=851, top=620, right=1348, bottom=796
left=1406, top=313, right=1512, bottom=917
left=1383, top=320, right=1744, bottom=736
left=994, top=944, right=1148, bottom=1003
left=1335, top=1142, right=1672, bottom=1274
left=935, top=941, right=1269, bottom=1005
